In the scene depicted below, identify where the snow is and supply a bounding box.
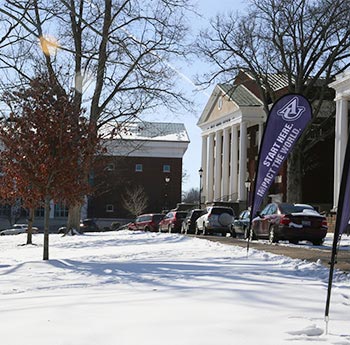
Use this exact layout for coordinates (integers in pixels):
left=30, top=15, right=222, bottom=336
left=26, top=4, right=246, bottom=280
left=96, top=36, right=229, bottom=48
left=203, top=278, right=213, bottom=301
left=0, top=231, right=349, bottom=345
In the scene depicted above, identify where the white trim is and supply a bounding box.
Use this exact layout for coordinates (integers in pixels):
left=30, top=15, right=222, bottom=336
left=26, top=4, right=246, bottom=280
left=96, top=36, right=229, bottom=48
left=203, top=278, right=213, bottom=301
left=105, top=140, right=189, bottom=158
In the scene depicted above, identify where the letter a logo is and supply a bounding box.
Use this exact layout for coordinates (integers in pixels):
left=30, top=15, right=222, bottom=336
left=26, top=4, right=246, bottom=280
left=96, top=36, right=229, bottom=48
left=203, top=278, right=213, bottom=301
left=277, top=96, right=306, bottom=121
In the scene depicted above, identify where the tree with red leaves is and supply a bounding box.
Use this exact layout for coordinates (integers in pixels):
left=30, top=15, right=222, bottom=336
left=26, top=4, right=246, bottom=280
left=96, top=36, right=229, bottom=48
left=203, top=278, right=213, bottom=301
left=0, top=75, right=98, bottom=259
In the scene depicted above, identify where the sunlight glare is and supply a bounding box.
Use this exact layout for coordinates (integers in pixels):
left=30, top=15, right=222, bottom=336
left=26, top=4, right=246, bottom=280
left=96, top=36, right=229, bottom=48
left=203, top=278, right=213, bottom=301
left=39, top=35, right=60, bottom=56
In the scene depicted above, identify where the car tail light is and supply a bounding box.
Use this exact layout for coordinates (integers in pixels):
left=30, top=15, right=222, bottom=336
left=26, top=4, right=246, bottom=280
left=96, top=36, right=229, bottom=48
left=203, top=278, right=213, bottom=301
left=280, top=216, right=291, bottom=225
left=322, top=219, right=328, bottom=228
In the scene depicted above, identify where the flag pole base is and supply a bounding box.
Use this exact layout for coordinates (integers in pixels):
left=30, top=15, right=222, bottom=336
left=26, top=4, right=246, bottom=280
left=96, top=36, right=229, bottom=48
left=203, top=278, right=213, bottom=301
left=325, top=316, right=329, bottom=335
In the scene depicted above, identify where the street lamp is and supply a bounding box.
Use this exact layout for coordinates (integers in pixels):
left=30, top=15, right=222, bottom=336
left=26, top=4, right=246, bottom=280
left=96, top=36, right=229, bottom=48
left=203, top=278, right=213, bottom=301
left=164, top=176, right=171, bottom=210
left=198, top=167, right=203, bottom=209
left=245, top=178, right=251, bottom=209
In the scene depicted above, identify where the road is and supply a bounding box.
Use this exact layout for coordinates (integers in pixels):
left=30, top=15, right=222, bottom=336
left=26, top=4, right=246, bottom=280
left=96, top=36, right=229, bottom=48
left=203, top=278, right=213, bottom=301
left=190, top=235, right=350, bottom=273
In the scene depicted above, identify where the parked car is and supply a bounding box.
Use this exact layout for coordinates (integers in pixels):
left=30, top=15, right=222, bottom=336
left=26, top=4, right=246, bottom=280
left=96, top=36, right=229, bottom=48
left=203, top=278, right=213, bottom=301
left=195, top=206, right=235, bottom=236
left=231, top=210, right=251, bottom=238
left=251, top=203, right=328, bottom=245
left=181, top=209, right=205, bottom=234
left=0, top=224, right=38, bottom=236
left=128, top=213, right=165, bottom=232
left=159, top=211, right=188, bottom=233
left=79, top=219, right=99, bottom=233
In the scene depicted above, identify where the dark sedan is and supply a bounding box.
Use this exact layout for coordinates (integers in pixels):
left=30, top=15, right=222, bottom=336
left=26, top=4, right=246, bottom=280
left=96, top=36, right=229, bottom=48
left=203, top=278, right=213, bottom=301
left=231, top=210, right=250, bottom=238
left=251, top=203, right=328, bottom=245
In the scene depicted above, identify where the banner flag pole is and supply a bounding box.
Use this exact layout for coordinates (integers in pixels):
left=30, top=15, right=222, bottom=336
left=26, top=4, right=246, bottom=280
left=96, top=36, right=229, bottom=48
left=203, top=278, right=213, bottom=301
left=325, top=131, right=350, bottom=331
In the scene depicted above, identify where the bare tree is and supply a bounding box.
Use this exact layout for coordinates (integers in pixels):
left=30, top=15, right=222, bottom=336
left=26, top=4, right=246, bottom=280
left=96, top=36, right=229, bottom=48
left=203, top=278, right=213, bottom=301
left=122, top=185, right=148, bottom=217
left=0, top=0, right=193, bottom=227
left=182, top=187, right=199, bottom=204
left=196, top=0, right=350, bottom=201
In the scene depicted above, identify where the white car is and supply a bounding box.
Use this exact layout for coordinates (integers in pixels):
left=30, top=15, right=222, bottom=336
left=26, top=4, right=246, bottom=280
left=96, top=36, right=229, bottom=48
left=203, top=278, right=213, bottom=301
left=195, top=206, right=235, bottom=236
left=0, top=224, right=38, bottom=236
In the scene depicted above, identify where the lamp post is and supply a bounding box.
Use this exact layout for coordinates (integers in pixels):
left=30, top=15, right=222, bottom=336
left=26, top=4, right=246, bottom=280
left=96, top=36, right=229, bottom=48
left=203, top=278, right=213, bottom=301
left=164, top=176, right=170, bottom=210
left=245, top=178, right=251, bottom=210
left=198, top=167, right=203, bottom=209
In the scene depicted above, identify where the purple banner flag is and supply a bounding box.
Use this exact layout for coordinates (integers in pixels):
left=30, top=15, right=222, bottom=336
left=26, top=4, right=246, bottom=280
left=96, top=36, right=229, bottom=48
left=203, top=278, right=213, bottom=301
left=250, top=94, right=312, bottom=220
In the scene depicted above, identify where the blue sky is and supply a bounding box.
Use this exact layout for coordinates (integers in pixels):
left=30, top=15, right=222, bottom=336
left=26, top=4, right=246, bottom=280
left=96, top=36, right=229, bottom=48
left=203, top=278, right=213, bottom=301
left=152, top=0, right=248, bottom=192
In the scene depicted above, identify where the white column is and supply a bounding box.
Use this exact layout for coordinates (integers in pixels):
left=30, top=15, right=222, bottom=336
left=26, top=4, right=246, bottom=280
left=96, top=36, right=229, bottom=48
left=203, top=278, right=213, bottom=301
left=238, top=121, right=248, bottom=201
left=49, top=200, right=55, bottom=219
left=81, top=196, right=88, bottom=219
left=214, top=130, right=222, bottom=200
left=207, top=133, right=215, bottom=202
left=258, top=122, right=264, bottom=149
left=229, top=125, right=238, bottom=200
left=222, top=127, right=230, bottom=200
left=334, top=98, right=349, bottom=210
left=201, top=135, right=208, bottom=204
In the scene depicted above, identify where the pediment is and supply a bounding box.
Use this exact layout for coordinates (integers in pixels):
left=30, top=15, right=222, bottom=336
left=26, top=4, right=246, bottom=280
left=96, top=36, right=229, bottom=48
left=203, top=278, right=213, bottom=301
left=198, top=86, right=240, bottom=126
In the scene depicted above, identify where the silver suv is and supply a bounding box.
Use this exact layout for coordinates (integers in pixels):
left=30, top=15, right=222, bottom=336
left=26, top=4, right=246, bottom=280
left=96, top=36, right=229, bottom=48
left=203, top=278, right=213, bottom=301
left=195, top=206, right=235, bottom=236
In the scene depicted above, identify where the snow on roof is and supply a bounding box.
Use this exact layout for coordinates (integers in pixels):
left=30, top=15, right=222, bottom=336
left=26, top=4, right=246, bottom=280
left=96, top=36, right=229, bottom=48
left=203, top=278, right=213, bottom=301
left=100, top=121, right=190, bottom=143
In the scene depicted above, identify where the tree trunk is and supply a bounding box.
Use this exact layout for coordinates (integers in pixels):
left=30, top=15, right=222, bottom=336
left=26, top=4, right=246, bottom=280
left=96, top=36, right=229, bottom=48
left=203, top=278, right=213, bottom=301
left=286, top=143, right=303, bottom=203
left=26, top=208, right=35, bottom=245
left=67, top=203, right=82, bottom=232
left=43, top=196, right=50, bottom=260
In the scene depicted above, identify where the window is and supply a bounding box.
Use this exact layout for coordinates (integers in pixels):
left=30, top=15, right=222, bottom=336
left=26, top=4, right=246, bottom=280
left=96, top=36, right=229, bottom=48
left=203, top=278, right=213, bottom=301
left=218, top=97, right=223, bottom=110
left=106, top=163, right=115, bottom=171
left=163, top=164, right=171, bottom=173
left=35, top=207, right=45, bottom=217
left=106, top=204, right=114, bottom=213
left=54, top=203, right=69, bottom=217
left=0, top=205, right=10, bottom=216
left=275, top=175, right=282, bottom=183
left=135, top=164, right=143, bottom=172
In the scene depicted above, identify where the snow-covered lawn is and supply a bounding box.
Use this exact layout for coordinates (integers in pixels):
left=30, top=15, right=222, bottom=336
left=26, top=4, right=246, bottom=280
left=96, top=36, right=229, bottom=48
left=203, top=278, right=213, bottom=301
left=0, top=230, right=349, bottom=345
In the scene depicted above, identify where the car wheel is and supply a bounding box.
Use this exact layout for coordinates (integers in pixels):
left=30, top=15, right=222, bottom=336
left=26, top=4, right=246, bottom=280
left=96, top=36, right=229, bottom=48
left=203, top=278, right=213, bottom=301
left=312, top=239, right=324, bottom=246
left=144, top=226, right=150, bottom=232
left=230, top=226, right=237, bottom=238
left=195, top=224, right=200, bottom=235
left=269, top=227, right=278, bottom=244
left=289, top=240, right=299, bottom=245
left=249, top=228, right=257, bottom=241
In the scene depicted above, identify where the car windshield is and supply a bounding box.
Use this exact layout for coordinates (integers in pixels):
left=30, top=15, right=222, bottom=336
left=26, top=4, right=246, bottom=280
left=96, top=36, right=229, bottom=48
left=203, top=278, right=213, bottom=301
left=279, top=204, right=314, bottom=214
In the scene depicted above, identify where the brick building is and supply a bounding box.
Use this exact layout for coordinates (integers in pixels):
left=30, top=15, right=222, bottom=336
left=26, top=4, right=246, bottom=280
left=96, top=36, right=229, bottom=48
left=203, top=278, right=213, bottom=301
left=87, top=121, right=190, bottom=219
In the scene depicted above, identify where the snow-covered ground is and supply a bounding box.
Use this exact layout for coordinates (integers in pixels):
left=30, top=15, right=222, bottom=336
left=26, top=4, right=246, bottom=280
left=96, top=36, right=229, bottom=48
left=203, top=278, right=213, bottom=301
left=0, top=230, right=349, bottom=345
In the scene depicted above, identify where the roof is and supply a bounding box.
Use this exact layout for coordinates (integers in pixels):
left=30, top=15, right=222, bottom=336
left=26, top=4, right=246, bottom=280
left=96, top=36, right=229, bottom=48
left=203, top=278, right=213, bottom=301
left=100, top=121, right=190, bottom=143
left=243, top=70, right=292, bottom=92
left=197, top=83, right=263, bottom=126
left=218, top=83, right=262, bottom=106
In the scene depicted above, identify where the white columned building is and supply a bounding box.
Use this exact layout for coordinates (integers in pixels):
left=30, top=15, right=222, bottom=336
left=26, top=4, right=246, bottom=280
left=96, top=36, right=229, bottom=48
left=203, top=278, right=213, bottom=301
left=329, top=72, right=350, bottom=211
left=197, top=83, right=265, bottom=208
